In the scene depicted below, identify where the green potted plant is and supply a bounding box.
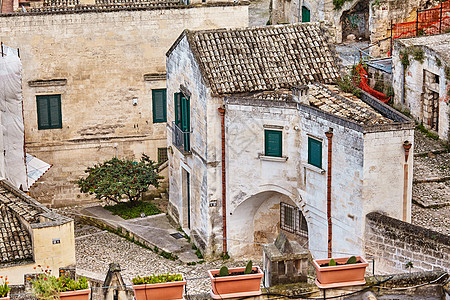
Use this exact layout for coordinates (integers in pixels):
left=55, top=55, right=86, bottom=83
left=131, top=273, right=186, bottom=300
left=313, top=256, right=369, bottom=288
left=31, top=267, right=90, bottom=300
left=0, top=276, right=11, bottom=300
left=208, top=261, right=263, bottom=299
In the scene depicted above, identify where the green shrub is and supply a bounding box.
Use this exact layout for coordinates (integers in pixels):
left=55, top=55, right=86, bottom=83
left=132, top=273, right=183, bottom=285
left=219, top=266, right=229, bottom=277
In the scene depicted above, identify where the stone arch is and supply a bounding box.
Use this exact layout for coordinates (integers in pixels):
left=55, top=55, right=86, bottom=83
left=228, top=189, right=309, bottom=258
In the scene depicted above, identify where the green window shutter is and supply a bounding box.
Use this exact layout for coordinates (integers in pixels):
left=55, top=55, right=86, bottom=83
left=302, top=6, right=310, bottom=22
left=265, top=130, right=282, bottom=157
left=308, top=137, right=322, bottom=168
left=36, top=96, right=49, bottom=129
left=48, top=95, right=62, bottom=128
left=152, top=89, right=167, bottom=123
left=174, top=93, right=182, bottom=128
left=36, top=95, right=62, bottom=130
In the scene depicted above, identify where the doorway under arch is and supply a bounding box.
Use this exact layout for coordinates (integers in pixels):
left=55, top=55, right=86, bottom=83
left=228, top=191, right=309, bottom=258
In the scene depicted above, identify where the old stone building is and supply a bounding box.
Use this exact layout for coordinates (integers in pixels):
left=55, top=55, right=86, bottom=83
left=0, top=180, right=76, bottom=285
left=270, top=0, right=439, bottom=55
left=0, top=48, right=75, bottom=284
left=0, top=1, right=249, bottom=206
left=392, top=33, right=450, bottom=141
left=166, top=23, right=415, bottom=259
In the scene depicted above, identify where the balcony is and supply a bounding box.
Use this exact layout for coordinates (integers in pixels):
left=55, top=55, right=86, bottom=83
left=172, top=121, right=191, bottom=154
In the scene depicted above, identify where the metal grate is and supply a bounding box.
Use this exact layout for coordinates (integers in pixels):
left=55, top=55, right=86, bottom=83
left=280, top=202, right=308, bottom=238
left=158, top=147, right=168, bottom=164
left=170, top=232, right=184, bottom=239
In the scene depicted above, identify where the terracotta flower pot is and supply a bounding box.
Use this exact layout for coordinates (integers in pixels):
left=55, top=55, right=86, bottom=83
left=208, top=266, right=263, bottom=299
left=132, top=279, right=186, bottom=300
left=59, top=289, right=91, bottom=300
left=313, top=256, right=369, bottom=289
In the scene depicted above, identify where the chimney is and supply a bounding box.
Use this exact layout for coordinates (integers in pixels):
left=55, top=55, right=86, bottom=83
left=293, top=85, right=309, bottom=104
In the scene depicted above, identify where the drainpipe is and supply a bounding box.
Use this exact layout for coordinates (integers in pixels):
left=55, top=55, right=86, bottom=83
left=325, top=128, right=333, bottom=258
left=402, top=141, right=412, bottom=222
left=218, top=106, right=227, bottom=255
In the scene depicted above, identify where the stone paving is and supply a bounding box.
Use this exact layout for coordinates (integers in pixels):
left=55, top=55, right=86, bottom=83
left=74, top=224, right=262, bottom=295
left=411, top=129, right=450, bottom=233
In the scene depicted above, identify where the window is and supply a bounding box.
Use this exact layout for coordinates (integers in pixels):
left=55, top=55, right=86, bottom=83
left=265, top=130, right=282, bottom=157
left=36, top=95, right=62, bottom=130
left=158, top=147, right=168, bottom=164
left=173, top=92, right=190, bottom=152
left=302, top=6, right=310, bottom=22
left=308, top=137, right=322, bottom=168
left=152, top=89, right=167, bottom=123
left=280, top=202, right=308, bottom=237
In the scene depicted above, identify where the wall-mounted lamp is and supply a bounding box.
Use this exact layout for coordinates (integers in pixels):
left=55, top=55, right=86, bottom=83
left=132, top=97, right=138, bottom=106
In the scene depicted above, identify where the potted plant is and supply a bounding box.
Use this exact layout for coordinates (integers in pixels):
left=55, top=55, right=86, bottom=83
left=131, top=273, right=186, bottom=300
left=313, top=256, right=369, bottom=288
left=0, top=276, right=10, bottom=300
left=208, top=261, right=263, bottom=299
left=31, top=267, right=90, bottom=300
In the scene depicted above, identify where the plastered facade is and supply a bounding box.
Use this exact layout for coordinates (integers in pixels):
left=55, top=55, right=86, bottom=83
left=167, top=35, right=415, bottom=259
left=0, top=4, right=249, bottom=206
left=392, top=37, right=450, bottom=141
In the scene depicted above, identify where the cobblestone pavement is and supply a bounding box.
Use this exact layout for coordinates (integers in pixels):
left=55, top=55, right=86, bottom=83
left=413, top=129, right=446, bottom=154
left=75, top=224, right=262, bottom=295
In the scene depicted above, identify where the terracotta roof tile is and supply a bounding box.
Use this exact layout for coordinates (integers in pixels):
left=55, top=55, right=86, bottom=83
left=308, top=84, right=393, bottom=125
left=187, top=23, right=340, bottom=95
left=0, top=205, right=33, bottom=264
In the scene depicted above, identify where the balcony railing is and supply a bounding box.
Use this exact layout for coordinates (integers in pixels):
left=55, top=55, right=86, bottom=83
left=172, top=122, right=190, bottom=154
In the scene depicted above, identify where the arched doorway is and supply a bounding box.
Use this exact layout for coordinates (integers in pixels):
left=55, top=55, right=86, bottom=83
left=228, top=191, right=308, bottom=258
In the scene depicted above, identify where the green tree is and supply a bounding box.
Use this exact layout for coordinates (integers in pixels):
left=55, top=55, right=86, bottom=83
left=78, top=154, right=163, bottom=206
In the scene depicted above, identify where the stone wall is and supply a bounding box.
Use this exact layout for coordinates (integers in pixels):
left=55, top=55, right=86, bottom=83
left=392, top=39, right=449, bottom=141
left=0, top=3, right=249, bottom=206
left=365, top=212, right=450, bottom=274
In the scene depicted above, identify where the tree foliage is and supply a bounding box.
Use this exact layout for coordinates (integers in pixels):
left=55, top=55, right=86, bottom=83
left=78, top=154, right=163, bottom=205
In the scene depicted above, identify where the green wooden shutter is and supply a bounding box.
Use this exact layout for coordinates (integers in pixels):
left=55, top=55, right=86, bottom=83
left=36, top=96, right=50, bottom=129
left=174, top=93, right=182, bottom=128
left=152, top=89, right=167, bottom=123
left=181, top=95, right=190, bottom=151
left=265, top=130, right=282, bottom=157
left=48, top=95, right=62, bottom=128
left=308, top=137, right=322, bottom=168
left=302, top=6, right=310, bottom=22
left=36, top=95, right=62, bottom=130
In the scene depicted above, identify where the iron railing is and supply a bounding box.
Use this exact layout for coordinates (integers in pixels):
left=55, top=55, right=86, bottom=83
left=172, top=122, right=190, bottom=154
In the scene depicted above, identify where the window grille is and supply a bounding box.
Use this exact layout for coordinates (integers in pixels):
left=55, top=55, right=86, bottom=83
left=280, top=202, right=308, bottom=237
left=158, top=147, right=168, bottom=164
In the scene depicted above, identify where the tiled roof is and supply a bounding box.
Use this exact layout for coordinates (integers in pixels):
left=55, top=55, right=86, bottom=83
left=308, top=84, right=393, bottom=125
left=0, top=205, right=33, bottom=264
left=0, top=180, right=46, bottom=265
left=186, top=23, right=340, bottom=95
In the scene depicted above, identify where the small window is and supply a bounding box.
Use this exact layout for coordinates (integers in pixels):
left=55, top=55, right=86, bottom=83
left=308, top=137, right=322, bottom=168
left=265, top=130, right=282, bottom=157
left=158, top=147, right=168, bottom=164
left=280, top=202, right=308, bottom=237
left=36, top=94, right=62, bottom=130
left=152, top=89, right=167, bottom=123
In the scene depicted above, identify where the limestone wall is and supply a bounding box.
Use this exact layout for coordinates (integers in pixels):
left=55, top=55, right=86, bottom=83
left=365, top=212, right=450, bottom=274
left=2, top=219, right=75, bottom=285
left=0, top=4, right=249, bottom=206
left=166, top=34, right=218, bottom=258
left=392, top=41, right=449, bottom=141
